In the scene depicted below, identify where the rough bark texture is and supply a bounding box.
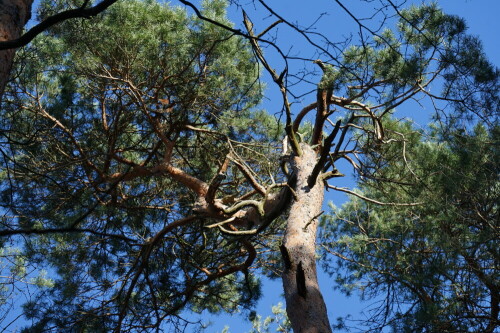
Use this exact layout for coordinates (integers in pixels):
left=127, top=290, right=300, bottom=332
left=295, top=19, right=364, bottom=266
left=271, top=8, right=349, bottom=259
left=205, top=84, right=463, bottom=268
left=282, top=144, right=332, bottom=333
left=0, top=0, right=33, bottom=100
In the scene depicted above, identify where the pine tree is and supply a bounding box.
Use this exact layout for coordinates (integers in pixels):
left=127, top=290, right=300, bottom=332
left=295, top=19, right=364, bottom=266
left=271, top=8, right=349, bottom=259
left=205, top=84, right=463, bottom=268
left=0, top=1, right=498, bottom=331
left=320, top=121, right=499, bottom=332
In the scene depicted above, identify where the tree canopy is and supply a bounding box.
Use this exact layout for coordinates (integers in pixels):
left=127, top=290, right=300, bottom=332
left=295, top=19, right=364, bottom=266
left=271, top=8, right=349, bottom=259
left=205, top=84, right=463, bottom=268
left=321, top=121, right=499, bottom=332
left=2, top=0, right=281, bottom=330
left=0, top=0, right=498, bottom=332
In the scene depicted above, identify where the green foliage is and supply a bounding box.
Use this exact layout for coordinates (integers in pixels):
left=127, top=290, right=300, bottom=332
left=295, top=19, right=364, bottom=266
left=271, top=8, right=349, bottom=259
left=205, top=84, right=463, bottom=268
left=320, top=121, right=499, bottom=332
left=332, top=2, right=498, bottom=127
left=1, top=0, right=281, bottom=330
left=245, top=303, right=291, bottom=333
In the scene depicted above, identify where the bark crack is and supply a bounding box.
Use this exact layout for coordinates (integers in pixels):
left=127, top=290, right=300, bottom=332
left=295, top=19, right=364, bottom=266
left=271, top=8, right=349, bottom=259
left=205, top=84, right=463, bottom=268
left=296, top=261, right=307, bottom=298
left=280, top=244, right=292, bottom=270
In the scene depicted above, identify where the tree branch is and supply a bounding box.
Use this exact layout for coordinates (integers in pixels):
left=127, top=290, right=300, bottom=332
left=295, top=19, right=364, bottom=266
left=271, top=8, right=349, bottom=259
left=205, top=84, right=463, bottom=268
left=242, top=10, right=301, bottom=156
left=0, top=226, right=133, bottom=242
left=327, top=184, right=422, bottom=206
left=308, top=119, right=342, bottom=188
left=0, top=0, right=119, bottom=50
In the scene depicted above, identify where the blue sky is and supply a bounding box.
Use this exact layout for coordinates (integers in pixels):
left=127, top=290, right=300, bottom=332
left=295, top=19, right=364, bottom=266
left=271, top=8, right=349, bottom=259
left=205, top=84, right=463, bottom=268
left=6, top=0, right=500, bottom=332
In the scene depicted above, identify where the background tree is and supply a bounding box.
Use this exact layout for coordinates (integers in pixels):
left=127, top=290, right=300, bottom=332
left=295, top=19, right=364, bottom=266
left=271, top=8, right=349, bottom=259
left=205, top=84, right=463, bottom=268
left=320, top=121, right=499, bottom=332
left=0, top=0, right=498, bottom=332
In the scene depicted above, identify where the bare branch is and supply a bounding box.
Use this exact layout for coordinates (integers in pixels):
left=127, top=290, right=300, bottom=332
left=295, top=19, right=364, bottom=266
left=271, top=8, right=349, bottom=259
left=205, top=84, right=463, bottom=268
left=256, top=19, right=283, bottom=39
left=242, top=10, right=301, bottom=156
left=327, top=184, right=422, bottom=206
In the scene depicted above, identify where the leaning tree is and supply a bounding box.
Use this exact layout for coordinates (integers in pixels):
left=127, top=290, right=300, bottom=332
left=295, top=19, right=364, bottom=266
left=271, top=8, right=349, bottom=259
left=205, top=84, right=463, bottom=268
left=0, top=0, right=498, bottom=332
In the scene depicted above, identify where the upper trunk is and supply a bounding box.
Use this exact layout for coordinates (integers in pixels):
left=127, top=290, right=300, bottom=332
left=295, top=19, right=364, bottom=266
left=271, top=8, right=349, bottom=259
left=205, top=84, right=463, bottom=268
left=0, top=0, right=33, bottom=100
left=281, top=144, right=331, bottom=333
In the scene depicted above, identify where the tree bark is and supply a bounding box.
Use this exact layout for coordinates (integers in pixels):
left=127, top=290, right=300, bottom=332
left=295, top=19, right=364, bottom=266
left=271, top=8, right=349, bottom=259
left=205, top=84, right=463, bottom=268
left=281, top=144, right=332, bottom=333
left=0, top=0, right=33, bottom=100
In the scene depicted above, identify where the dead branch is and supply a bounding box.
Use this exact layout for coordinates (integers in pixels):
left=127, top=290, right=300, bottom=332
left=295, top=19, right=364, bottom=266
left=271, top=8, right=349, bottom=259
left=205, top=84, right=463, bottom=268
left=327, top=184, right=422, bottom=206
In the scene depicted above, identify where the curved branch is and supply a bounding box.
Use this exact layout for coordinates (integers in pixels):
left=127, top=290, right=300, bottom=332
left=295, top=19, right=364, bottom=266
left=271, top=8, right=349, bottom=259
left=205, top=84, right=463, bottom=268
left=292, top=102, right=317, bottom=133
left=0, top=0, right=119, bottom=50
left=108, top=162, right=209, bottom=197
left=206, top=173, right=226, bottom=206
left=292, top=94, right=358, bottom=133
left=218, top=225, right=257, bottom=235
left=115, top=216, right=197, bottom=331
left=229, top=157, right=266, bottom=196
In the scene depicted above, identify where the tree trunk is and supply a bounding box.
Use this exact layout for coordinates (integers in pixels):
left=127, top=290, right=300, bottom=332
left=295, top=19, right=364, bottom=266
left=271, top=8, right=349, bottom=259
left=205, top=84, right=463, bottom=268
left=0, top=0, right=33, bottom=100
left=281, top=144, right=331, bottom=333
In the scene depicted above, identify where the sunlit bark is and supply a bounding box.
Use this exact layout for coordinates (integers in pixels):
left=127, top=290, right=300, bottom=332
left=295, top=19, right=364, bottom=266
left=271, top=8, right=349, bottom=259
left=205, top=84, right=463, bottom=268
left=281, top=144, right=331, bottom=333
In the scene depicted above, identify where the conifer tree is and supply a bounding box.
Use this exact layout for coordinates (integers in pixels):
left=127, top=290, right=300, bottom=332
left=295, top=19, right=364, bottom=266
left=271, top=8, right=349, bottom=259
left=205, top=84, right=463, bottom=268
left=320, top=121, right=499, bottom=332
left=0, top=1, right=497, bottom=331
